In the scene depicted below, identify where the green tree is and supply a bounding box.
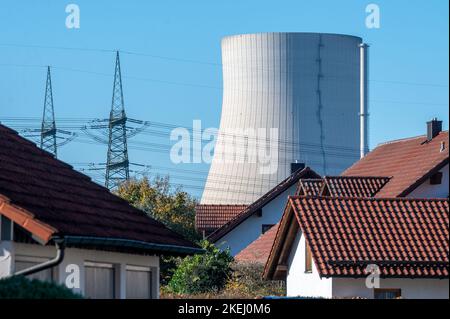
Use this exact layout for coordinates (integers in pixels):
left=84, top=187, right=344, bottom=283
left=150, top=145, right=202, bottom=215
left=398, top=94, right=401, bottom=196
left=167, top=241, right=234, bottom=294
left=115, top=175, right=200, bottom=242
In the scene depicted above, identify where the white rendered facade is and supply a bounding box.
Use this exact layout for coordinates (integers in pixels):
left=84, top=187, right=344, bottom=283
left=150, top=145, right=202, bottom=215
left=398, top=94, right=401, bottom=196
left=284, top=173, right=449, bottom=299
left=202, top=33, right=365, bottom=204
left=286, top=230, right=449, bottom=299
left=216, top=184, right=297, bottom=256
left=408, top=164, right=449, bottom=199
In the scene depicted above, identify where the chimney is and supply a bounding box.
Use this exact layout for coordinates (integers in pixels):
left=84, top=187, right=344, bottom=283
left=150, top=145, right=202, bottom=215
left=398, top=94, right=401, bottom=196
left=291, top=162, right=305, bottom=174
left=427, top=118, right=442, bottom=141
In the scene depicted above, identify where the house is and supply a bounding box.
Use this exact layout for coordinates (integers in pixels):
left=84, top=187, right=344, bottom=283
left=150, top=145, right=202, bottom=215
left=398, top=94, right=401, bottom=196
left=236, top=176, right=391, bottom=265
left=264, top=196, right=449, bottom=299
left=208, top=167, right=321, bottom=256
left=320, top=176, right=391, bottom=197
left=240, top=120, right=449, bottom=267
left=0, top=124, right=202, bottom=299
left=296, top=179, right=324, bottom=196
left=195, top=204, right=247, bottom=238
left=343, top=119, right=449, bottom=198
left=235, top=223, right=279, bottom=264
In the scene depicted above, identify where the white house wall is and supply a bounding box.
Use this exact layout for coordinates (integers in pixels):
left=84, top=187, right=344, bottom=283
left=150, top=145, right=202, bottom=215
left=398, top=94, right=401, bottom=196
left=216, top=184, right=296, bottom=256
left=284, top=231, right=450, bottom=299
left=408, top=164, right=449, bottom=198
left=0, top=241, right=13, bottom=278
left=202, top=32, right=363, bottom=204
left=332, top=277, right=449, bottom=299
left=1, top=242, right=160, bottom=299
left=286, top=231, right=332, bottom=298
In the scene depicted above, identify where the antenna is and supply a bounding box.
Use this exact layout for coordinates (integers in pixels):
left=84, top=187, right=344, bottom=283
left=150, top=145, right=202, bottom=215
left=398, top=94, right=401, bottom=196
left=40, top=66, right=57, bottom=156
left=105, top=51, right=130, bottom=189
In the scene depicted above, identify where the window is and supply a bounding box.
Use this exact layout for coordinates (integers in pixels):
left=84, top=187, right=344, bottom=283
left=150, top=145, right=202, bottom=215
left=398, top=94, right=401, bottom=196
left=262, top=224, right=275, bottom=234
left=374, top=289, right=401, bottom=299
left=305, top=242, right=313, bottom=273
left=0, top=215, right=12, bottom=241
left=84, top=262, right=115, bottom=299
left=430, top=172, right=443, bottom=185
left=126, top=265, right=153, bottom=299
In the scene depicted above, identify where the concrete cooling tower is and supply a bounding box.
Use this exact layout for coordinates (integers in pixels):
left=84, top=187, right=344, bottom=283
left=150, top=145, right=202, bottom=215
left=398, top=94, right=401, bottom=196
left=201, top=32, right=369, bottom=204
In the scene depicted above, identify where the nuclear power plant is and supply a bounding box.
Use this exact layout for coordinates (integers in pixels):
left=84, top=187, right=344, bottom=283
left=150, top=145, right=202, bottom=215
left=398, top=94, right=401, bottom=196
left=201, top=32, right=369, bottom=204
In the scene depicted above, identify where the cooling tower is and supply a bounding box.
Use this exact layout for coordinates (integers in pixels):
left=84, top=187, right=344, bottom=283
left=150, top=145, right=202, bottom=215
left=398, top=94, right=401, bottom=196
left=202, top=32, right=368, bottom=204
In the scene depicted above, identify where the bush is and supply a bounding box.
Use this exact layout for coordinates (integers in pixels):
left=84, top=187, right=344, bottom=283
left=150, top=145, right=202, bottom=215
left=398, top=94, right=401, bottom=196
left=0, top=276, right=82, bottom=299
left=161, top=261, right=286, bottom=299
left=224, top=262, right=285, bottom=297
left=167, top=241, right=233, bottom=294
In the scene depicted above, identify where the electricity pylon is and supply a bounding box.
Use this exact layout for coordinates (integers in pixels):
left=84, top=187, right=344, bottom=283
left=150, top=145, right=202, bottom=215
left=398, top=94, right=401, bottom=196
left=105, top=51, right=130, bottom=189
left=21, top=67, right=76, bottom=155
left=40, top=66, right=57, bottom=156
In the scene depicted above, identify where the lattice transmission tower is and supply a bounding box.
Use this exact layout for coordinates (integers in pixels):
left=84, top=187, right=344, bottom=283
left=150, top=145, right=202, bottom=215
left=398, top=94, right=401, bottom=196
left=21, top=67, right=76, bottom=157
left=81, top=52, right=150, bottom=188
left=40, top=66, right=58, bottom=156
left=105, top=51, right=130, bottom=189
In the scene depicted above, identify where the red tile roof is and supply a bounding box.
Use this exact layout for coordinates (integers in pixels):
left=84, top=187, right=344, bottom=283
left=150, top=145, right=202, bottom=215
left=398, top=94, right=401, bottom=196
left=208, top=167, right=321, bottom=242
left=237, top=176, right=391, bottom=265
left=296, top=179, right=324, bottom=196
left=195, top=205, right=248, bottom=235
left=323, top=176, right=391, bottom=198
left=235, top=223, right=279, bottom=264
left=343, top=131, right=449, bottom=197
left=265, top=196, right=449, bottom=279
left=0, top=124, right=200, bottom=254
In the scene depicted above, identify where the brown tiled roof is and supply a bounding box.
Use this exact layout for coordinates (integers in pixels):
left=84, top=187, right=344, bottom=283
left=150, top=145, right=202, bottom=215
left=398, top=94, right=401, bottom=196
left=323, top=176, right=391, bottom=198
left=238, top=176, right=391, bottom=265
left=208, top=167, right=321, bottom=242
left=0, top=124, right=200, bottom=254
left=235, top=223, right=279, bottom=264
left=296, top=179, right=324, bottom=196
left=265, top=196, right=449, bottom=279
left=343, top=131, right=449, bottom=197
left=195, top=205, right=247, bottom=235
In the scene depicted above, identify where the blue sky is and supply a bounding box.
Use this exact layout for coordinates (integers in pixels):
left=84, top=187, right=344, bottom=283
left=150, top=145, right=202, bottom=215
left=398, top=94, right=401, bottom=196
left=0, top=0, right=448, bottom=198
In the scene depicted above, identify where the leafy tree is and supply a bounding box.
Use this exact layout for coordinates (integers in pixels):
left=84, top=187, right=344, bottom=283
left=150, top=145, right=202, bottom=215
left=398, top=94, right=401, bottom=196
left=116, top=175, right=201, bottom=242
left=0, top=276, right=82, bottom=299
left=167, top=241, right=234, bottom=294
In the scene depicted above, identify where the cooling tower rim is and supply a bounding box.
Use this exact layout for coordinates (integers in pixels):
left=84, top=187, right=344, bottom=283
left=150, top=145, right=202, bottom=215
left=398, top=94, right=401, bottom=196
left=222, top=32, right=363, bottom=43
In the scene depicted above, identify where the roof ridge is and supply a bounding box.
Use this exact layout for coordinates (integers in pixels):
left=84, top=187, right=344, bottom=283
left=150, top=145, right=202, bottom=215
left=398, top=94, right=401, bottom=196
left=196, top=204, right=248, bottom=207
left=325, top=175, right=391, bottom=179
left=377, top=130, right=449, bottom=146
left=289, top=195, right=449, bottom=202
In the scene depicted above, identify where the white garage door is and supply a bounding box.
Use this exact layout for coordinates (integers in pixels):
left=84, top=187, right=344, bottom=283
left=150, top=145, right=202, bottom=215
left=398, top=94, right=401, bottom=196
left=15, top=259, right=53, bottom=282
left=85, top=262, right=115, bottom=299
left=126, top=266, right=153, bottom=299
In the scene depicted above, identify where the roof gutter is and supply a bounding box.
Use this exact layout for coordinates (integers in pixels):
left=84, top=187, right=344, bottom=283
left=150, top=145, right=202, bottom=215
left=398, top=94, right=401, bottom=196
left=13, top=237, right=65, bottom=277
left=63, top=236, right=204, bottom=255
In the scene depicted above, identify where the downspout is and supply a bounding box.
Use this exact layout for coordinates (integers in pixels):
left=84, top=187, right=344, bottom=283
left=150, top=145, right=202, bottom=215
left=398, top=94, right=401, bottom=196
left=359, top=43, right=370, bottom=159
left=13, top=237, right=65, bottom=277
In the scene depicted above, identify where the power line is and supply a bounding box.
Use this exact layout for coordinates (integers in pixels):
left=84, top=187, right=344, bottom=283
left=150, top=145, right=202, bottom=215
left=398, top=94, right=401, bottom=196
left=0, top=43, right=448, bottom=89
left=1, top=116, right=366, bottom=154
